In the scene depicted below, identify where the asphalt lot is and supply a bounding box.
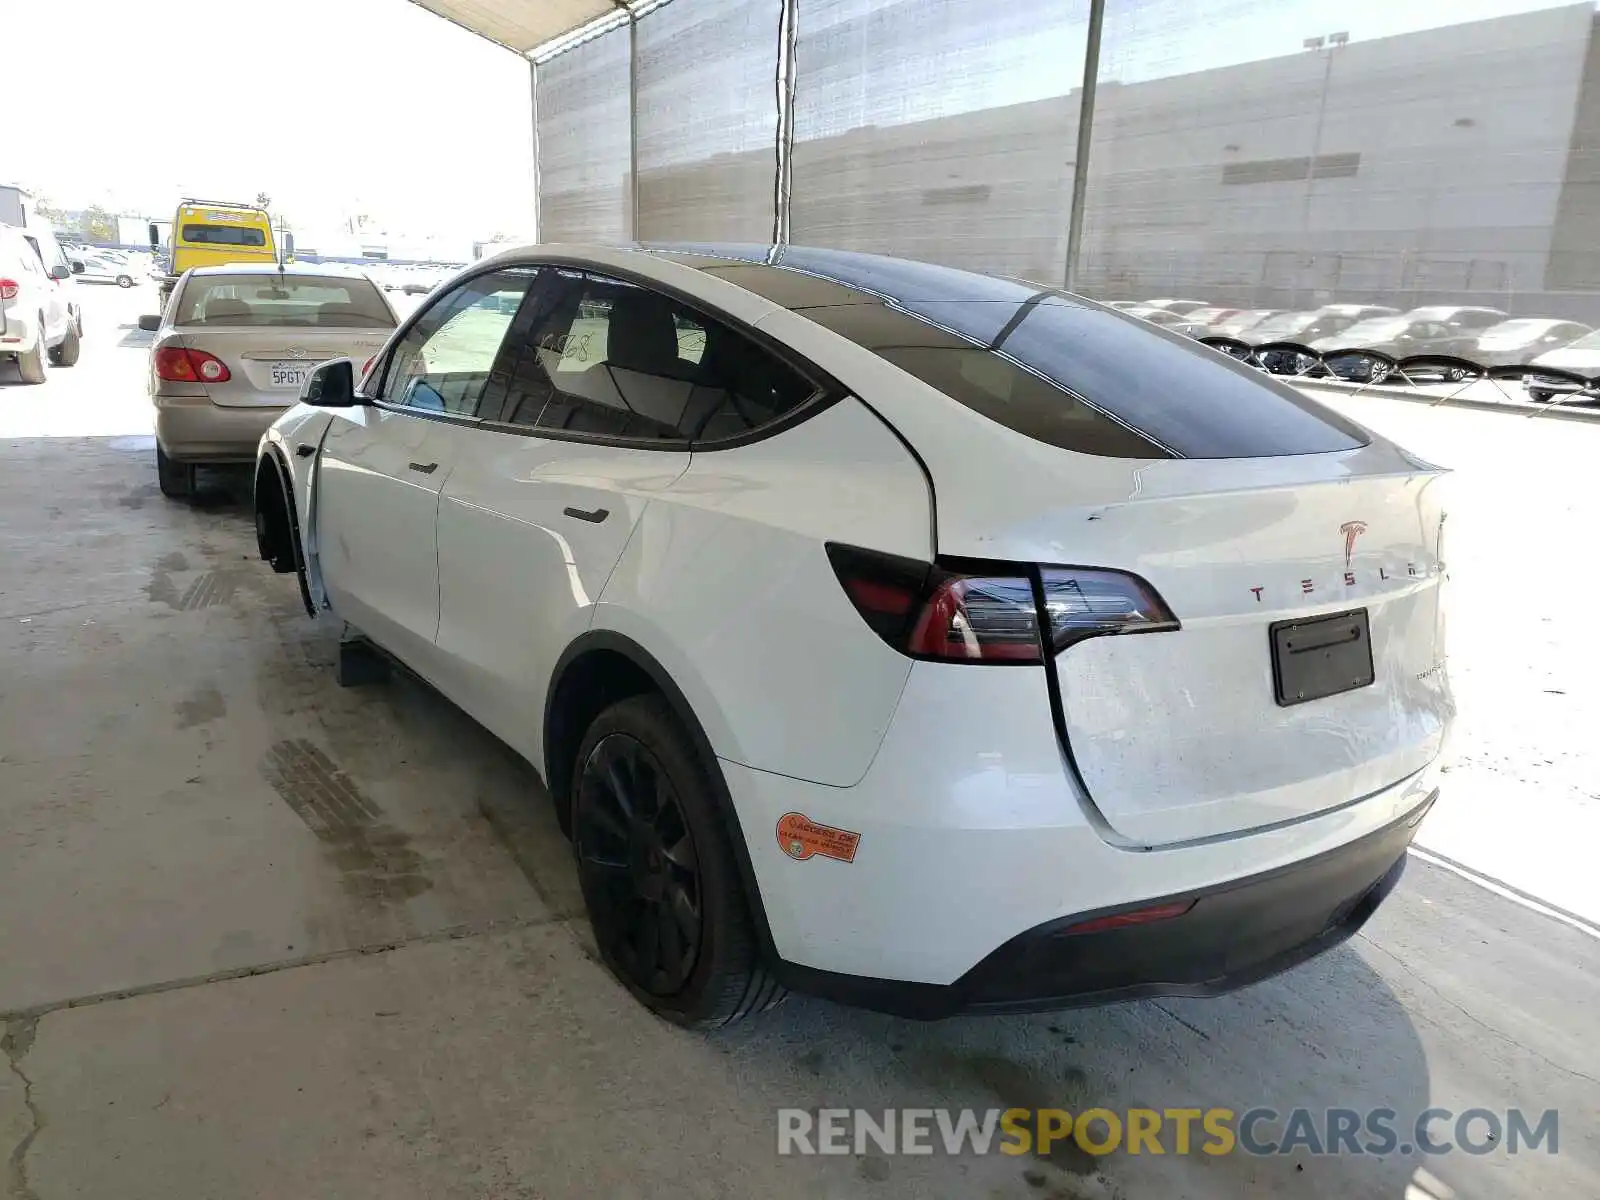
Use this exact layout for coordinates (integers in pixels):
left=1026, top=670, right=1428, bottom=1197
left=0, top=282, right=1595, bottom=1199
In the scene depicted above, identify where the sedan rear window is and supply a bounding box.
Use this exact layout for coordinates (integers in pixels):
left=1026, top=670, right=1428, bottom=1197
left=175, top=276, right=394, bottom=328
left=181, top=224, right=266, bottom=247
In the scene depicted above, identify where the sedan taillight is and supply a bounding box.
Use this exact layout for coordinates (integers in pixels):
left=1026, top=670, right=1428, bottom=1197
left=154, top=346, right=231, bottom=383
left=0, top=279, right=19, bottom=301
left=826, top=543, right=1178, bottom=664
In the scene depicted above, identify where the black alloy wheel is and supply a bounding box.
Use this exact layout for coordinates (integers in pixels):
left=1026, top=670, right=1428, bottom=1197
left=575, top=731, right=703, bottom=996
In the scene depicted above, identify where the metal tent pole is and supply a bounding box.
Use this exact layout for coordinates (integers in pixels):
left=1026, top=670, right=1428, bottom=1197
left=1064, top=0, right=1106, bottom=293
left=529, top=57, right=542, bottom=242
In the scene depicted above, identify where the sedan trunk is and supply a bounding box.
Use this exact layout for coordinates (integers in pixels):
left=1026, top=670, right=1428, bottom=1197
left=173, top=328, right=390, bottom=407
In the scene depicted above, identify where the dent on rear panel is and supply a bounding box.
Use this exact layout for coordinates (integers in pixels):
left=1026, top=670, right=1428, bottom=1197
left=596, top=398, right=931, bottom=787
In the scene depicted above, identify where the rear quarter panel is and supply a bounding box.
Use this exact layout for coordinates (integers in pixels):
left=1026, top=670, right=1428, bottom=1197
left=592, top=395, right=932, bottom=787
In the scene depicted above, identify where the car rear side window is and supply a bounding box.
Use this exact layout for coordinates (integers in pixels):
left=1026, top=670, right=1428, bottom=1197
left=181, top=224, right=266, bottom=247
left=175, top=276, right=394, bottom=328
left=489, top=271, right=819, bottom=445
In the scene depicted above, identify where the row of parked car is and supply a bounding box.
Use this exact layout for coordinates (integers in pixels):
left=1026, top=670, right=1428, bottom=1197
left=1105, top=298, right=1600, bottom=403
left=57, top=244, right=155, bottom=289
left=363, top=262, right=460, bottom=296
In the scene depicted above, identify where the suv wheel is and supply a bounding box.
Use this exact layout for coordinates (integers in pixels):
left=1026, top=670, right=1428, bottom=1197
left=17, top=322, right=47, bottom=384
left=49, top=321, right=81, bottom=367
left=571, top=693, right=784, bottom=1028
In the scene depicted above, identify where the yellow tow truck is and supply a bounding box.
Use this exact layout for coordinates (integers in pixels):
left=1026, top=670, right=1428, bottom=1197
left=149, top=199, right=292, bottom=310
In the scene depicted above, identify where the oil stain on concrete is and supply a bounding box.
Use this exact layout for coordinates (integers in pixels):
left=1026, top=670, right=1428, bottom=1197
left=260, top=739, right=433, bottom=904
left=174, top=684, right=227, bottom=730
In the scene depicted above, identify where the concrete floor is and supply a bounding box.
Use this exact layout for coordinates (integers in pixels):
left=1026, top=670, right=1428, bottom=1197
left=0, top=286, right=1595, bottom=1199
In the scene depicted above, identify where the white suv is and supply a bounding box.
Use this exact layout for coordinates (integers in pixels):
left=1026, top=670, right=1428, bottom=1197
left=0, top=225, right=82, bottom=383
left=254, top=244, right=1452, bottom=1025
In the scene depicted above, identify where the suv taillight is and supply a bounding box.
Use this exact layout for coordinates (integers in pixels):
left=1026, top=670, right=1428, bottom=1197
left=826, top=543, right=1178, bottom=664
left=154, top=346, right=231, bottom=383
left=0, top=279, right=19, bottom=301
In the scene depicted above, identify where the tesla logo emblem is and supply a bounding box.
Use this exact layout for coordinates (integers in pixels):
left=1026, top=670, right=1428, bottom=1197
left=1340, top=521, right=1368, bottom=570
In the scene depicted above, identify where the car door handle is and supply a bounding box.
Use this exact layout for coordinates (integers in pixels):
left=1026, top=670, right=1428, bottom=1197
left=563, top=506, right=610, bottom=523
left=408, top=461, right=439, bottom=475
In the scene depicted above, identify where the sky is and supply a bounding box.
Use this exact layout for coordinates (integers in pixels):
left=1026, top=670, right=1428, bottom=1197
left=5, top=0, right=535, bottom=245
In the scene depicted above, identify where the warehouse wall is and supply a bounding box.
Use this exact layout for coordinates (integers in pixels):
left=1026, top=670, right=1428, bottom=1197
left=534, top=1, right=1600, bottom=319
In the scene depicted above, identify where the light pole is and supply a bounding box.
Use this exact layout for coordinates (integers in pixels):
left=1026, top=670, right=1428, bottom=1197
left=1301, top=32, right=1348, bottom=306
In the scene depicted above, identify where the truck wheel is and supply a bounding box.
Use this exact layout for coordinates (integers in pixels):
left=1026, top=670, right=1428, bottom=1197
left=17, top=322, right=47, bottom=384
left=49, top=322, right=81, bottom=367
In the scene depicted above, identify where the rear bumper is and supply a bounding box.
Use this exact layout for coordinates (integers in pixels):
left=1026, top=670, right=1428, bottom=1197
left=773, top=794, right=1427, bottom=1018
left=156, top=400, right=287, bottom=463
left=722, top=659, right=1446, bottom=997
left=0, top=306, right=41, bottom=351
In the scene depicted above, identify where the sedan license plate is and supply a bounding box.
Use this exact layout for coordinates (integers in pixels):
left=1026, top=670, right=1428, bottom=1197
left=269, top=362, right=313, bottom=390
left=1270, top=608, right=1374, bottom=707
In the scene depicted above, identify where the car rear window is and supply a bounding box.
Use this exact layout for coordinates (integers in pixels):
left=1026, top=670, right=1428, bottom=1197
left=661, top=247, right=1367, bottom=459
left=175, top=276, right=393, bottom=328
left=799, top=299, right=1368, bottom=459
left=181, top=224, right=266, bottom=247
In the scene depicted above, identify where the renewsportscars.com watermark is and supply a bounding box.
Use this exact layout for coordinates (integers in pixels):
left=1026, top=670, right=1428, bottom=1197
left=778, top=1107, right=1559, bottom=1159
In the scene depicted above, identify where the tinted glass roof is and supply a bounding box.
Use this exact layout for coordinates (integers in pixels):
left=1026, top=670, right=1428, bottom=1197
left=645, top=243, right=1369, bottom=459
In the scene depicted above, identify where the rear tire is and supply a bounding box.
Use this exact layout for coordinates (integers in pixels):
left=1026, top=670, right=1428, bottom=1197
left=49, top=322, right=81, bottom=367
left=17, top=323, right=47, bottom=384
left=156, top=445, right=195, bottom=499
left=572, top=693, right=784, bottom=1028
left=116, top=275, right=134, bottom=289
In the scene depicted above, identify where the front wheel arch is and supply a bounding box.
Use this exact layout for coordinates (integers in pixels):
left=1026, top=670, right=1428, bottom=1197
left=543, top=631, right=778, bottom=965
left=254, top=449, right=315, bottom=616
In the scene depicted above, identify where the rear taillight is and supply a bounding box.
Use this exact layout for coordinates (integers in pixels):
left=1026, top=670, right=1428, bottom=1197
left=826, top=544, right=1178, bottom=664
left=154, top=347, right=231, bottom=383
left=0, top=279, right=19, bottom=301
left=1039, top=567, right=1178, bottom=651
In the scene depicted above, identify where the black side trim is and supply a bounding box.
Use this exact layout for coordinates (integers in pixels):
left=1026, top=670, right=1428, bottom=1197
left=544, top=630, right=780, bottom=964
left=771, top=791, right=1434, bottom=1019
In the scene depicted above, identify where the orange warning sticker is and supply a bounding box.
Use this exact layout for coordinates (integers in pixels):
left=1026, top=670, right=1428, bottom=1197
left=776, top=812, right=861, bottom=864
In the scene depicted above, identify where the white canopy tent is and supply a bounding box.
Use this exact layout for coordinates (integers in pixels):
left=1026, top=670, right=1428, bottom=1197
left=407, top=0, right=627, bottom=56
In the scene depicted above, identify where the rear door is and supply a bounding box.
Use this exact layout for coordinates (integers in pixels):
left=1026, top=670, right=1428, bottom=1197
left=433, top=267, right=719, bottom=757
left=21, top=234, right=69, bottom=341
left=316, top=270, right=531, bottom=672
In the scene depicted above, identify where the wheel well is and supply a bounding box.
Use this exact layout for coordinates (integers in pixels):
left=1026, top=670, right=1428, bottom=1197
left=544, top=649, right=659, bottom=835
left=253, top=454, right=292, bottom=562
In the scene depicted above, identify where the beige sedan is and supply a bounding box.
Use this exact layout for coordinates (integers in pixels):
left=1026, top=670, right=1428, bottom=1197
left=141, top=263, right=397, bottom=498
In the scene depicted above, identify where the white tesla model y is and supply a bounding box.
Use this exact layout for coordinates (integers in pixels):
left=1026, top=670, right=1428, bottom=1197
left=254, top=244, right=1452, bottom=1026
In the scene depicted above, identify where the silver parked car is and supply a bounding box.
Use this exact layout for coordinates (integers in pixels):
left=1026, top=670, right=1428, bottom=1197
left=140, top=264, right=398, bottom=498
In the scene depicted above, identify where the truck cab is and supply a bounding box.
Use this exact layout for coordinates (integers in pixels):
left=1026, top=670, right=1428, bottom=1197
left=150, top=201, right=289, bottom=309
